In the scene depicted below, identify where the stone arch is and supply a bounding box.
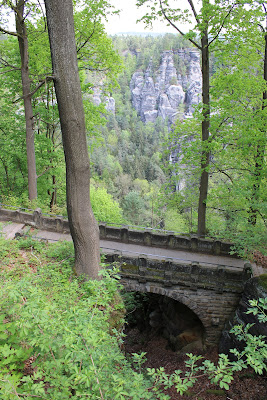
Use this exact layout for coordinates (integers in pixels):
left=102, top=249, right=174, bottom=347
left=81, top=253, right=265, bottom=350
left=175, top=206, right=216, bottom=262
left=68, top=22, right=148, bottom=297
left=121, top=280, right=209, bottom=342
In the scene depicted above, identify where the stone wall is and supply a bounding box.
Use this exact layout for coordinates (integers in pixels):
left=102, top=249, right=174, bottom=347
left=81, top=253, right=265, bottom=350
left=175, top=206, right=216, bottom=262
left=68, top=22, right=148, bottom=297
left=100, top=223, right=235, bottom=257
left=0, top=207, right=236, bottom=257
left=121, top=280, right=244, bottom=346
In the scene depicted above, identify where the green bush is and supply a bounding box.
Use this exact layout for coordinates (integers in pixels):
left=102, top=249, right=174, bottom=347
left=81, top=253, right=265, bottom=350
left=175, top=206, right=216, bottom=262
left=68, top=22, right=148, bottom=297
left=0, top=241, right=266, bottom=399
left=90, top=185, right=124, bottom=224
left=0, top=243, right=155, bottom=399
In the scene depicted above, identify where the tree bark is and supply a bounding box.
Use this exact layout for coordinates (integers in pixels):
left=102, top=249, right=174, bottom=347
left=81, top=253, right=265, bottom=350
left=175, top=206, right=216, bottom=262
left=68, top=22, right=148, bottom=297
left=159, top=0, right=210, bottom=236
left=197, top=27, right=210, bottom=237
left=15, top=0, right=37, bottom=200
left=44, top=0, right=101, bottom=279
left=248, top=17, right=267, bottom=225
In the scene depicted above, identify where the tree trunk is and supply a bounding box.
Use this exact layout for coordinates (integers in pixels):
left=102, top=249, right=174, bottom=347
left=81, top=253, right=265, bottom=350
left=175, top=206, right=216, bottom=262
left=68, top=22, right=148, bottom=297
left=197, top=28, right=210, bottom=237
left=248, top=19, right=267, bottom=225
left=16, top=1, right=37, bottom=200
left=158, top=0, right=211, bottom=236
left=44, top=0, right=101, bottom=279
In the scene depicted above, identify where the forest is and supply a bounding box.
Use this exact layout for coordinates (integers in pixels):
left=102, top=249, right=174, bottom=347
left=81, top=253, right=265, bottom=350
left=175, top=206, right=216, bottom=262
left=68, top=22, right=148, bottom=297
left=0, top=1, right=266, bottom=259
left=0, top=0, right=266, bottom=399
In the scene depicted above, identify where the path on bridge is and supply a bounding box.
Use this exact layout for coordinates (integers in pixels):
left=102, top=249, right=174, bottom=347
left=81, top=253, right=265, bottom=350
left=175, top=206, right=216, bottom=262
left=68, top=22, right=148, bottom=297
left=1, top=221, right=250, bottom=271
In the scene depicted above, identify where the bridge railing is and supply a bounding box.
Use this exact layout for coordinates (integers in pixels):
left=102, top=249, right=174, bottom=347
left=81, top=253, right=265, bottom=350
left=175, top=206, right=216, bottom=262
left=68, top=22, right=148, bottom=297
left=101, top=248, right=252, bottom=293
left=0, top=203, right=189, bottom=236
left=0, top=205, right=235, bottom=257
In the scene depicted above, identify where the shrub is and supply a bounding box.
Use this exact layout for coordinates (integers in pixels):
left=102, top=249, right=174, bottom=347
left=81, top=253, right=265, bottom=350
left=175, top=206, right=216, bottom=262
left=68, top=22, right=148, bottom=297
left=0, top=243, right=154, bottom=399
left=0, top=241, right=266, bottom=399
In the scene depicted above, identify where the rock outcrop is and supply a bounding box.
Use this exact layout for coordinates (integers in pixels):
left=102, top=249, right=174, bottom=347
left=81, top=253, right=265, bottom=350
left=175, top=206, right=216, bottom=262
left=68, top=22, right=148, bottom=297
left=219, top=275, right=267, bottom=356
left=130, top=49, right=202, bottom=125
left=92, top=87, right=116, bottom=115
left=91, top=48, right=201, bottom=123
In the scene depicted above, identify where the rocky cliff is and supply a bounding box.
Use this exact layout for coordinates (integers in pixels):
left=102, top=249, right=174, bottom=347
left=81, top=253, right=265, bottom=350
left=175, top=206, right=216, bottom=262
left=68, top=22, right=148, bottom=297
left=91, top=48, right=202, bottom=125
left=92, top=87, right=116, bottom=114
left=130, top=49, right=202, bottom=125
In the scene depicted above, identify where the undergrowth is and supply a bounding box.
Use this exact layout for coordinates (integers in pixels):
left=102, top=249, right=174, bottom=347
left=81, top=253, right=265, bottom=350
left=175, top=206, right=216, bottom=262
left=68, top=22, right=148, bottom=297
left=0, top=238, right=266, bottom=399
left=0, top=238, right=154, bottom=399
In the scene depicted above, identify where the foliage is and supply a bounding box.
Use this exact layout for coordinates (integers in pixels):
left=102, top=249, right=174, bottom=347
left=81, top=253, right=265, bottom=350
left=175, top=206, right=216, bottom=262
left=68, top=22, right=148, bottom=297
left=0, top=239, right=155, bottom=399
left=157, top=2, right=267, bottom=252
left=229, top=297, right=267, bottom=376
left=145, top=298, right=267, bottom=395
left=122, top=191, right=147, bottom=226
left=164, top=208, right=192, bottom=234
left=0, top=239, right=266, bottom=398
left=0, top=0, right=123, bottom=205
left=90, top=184, right=124, bottom=223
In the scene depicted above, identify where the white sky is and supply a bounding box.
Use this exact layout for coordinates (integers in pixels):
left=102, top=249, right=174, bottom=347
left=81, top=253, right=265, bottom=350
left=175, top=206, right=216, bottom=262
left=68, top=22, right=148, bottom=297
left=105, top=0, right=180, bottom=35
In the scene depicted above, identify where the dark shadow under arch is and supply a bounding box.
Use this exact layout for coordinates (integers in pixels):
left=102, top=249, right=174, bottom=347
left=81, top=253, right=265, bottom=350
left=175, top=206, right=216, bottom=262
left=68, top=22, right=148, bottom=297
left=123, top=285, right=206, bottom=352
left=122, top=281, right=209, bottom=335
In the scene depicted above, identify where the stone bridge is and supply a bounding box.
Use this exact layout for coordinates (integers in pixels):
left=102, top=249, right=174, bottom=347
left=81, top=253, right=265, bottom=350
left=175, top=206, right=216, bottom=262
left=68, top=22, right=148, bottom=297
left=104, top=251, right=251, bottom=346
left=0, top=206, right=252, bottom=346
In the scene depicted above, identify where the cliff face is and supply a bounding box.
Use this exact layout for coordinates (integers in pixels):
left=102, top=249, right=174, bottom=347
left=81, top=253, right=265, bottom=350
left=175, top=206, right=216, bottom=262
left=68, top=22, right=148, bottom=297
left=93, top=87, right=116, bottom=114
left=130, top=49, right=202, bottom=125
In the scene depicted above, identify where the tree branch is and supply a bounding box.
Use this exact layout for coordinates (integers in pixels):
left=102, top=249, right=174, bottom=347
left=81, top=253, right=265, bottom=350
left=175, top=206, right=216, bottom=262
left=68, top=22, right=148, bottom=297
left=208, top=4, right=236, bottom=47
left=209, top=116, right=230, bottom=141
left=37, top=0, right=47, bottom=28
left=208, top=206, right=245, bottom=213
left=0, top=56, right=20, bottom=70
left=77, top=20, right=96, bottom=54
left=29, top=75, right=55, bottom=97
left=210, top=160, right=234, bottom=183
left=0, top=25, right=20, bottom=37
left=159, top=0, right=201, bottom=50
left=0, top=67, right=20, bottom=74
left=13, top=75, right=55, bottom=102
left=37, top=165, right=53, bottom=179
left=187, top=0, right=199, bottom=24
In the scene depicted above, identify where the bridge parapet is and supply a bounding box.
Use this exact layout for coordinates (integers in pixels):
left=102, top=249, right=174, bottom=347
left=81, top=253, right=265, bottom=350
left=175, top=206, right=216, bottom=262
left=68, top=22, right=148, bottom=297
left=0, top=206, right=234, bottom=256
left=103, top=251, right=251, bottom=294
left=99, top=224, right=234, bottom=256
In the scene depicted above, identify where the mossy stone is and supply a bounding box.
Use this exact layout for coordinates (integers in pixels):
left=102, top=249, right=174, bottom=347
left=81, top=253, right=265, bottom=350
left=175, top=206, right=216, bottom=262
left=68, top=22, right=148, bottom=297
left=258, top=273, right=267, bottom=290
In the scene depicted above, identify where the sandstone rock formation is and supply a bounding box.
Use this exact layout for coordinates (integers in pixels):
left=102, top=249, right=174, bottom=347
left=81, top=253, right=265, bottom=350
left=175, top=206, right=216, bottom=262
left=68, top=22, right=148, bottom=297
left=130, top=49, right=202, bottom=125
left=92, top=87, right=115, bottom=114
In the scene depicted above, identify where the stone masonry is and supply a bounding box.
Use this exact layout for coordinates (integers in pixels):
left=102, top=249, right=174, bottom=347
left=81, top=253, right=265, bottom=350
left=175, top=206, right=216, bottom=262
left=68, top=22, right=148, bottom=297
left=104, top=252, right=251, bottom=346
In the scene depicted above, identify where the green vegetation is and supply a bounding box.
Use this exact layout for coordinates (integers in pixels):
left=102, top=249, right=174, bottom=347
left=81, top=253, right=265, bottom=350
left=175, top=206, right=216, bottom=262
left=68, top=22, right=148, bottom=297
left=0, top=1, right=266, bottom=397
left=2, top=18, right=265, bottom=255
left=0, top=239, right=266, bottom=399
left=258, top=274, right=267, bottom=289
left=1, top=2, right=265, bottom=255
left=0, top=239, right=151, bottom=399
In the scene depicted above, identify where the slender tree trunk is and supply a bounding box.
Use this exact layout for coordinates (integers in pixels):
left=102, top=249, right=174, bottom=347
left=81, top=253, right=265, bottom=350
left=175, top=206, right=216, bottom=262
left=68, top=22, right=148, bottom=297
left=248, top=19, right=267, bottom=225
left=158, top=0, right=211, bottom=236
left=44, top=0, right=101, bottom=279
left=197, top=28, right=210, bottom=237
left=46, top=86, right=57, bottom=210
left=16, top=1, right=37, bottom=200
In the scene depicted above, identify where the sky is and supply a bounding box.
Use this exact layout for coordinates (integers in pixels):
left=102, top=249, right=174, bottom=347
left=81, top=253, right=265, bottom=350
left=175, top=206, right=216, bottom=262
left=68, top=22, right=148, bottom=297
left=105, top=0, right=178, bottom=35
